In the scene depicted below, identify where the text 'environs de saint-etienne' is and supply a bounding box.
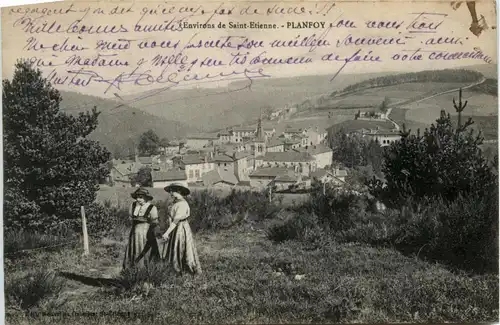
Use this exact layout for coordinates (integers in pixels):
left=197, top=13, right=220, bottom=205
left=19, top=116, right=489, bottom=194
left=9, top=3, right=495, bottom=93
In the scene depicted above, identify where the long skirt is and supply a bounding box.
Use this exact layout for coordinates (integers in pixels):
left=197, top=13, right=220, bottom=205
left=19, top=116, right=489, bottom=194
left=161, top=220, right=202, bottom=275
left=123, top=222, right=160, bottom=270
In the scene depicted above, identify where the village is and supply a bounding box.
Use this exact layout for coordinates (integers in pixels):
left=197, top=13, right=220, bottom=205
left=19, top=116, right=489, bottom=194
left=109, top=110, right=403, bottom=193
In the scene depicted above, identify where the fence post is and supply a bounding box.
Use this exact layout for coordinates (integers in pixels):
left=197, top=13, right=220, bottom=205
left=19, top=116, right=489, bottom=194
left=81, top=206, right=89, bottom=256
left=323, top=181, right=326, bottom=195
left=268, top=186, right=272, bottom=203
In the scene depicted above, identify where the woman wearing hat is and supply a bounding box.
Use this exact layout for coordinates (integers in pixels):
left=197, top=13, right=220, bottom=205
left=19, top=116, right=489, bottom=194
left=123, top=187, right=161, bottom=270
left=161, top=183, right=202, bottom=275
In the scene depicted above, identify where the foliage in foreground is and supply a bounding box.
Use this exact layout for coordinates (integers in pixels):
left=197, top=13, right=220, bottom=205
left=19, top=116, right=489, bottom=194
left=369, top=111, right=497, bottom=208
left=269, top=185, right=498, bottom=274
left=5, top=271, right=66, bottom=312
left=3, top=60, right=110, bottom=232
left=5, top=231, right=498, bottom=324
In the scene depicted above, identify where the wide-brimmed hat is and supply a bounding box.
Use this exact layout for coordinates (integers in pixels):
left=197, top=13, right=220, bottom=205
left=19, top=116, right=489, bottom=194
left=164, top=183, right=190, bottom=196
left=131, top=187, right=153, bottom=201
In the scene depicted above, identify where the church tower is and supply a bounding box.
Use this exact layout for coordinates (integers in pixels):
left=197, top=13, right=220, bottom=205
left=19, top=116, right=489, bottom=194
left=252, top=109, right=267, bottom=158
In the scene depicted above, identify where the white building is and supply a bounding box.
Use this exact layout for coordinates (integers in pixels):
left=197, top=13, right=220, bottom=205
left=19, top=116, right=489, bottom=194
left=354, top=128, right=401, bottom=147
left=179, top=153, right=215, bottom=183
left=293, top=144, right=333, bottom=169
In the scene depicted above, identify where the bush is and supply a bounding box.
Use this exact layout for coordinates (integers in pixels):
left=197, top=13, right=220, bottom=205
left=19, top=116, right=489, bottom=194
left=267, top=213, right=324, bottom=243
left=85, top=200, right=129, bottom=238
left=393, top=192, right=499, bottom=273
left=6, top=270, right=66, bottom=311
left=160, top=189, right=284, bottom=232
left=308, top=185, right=371, bottom=231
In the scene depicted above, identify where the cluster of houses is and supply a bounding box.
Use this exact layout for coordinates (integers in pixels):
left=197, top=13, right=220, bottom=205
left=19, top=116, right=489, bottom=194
left=110, top=118, right=348, bottom=192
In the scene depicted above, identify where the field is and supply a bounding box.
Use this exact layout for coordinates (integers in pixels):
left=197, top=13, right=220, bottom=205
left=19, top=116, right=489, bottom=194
left=5, top=221, right=498, bottom=325
left=323, top=82, right=474, bottom=109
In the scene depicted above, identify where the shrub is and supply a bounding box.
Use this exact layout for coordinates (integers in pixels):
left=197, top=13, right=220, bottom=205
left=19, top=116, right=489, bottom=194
left=5, top=270, right=66, bottom=311
left=160, top=189, right=284, bottom=232
left=85, top=200, right=129, bottom=237
left=308, top=185, right=371, bottom=231
left=393, top=192, right=499, bottom=273
left=267, top=213, right=324, bottom=243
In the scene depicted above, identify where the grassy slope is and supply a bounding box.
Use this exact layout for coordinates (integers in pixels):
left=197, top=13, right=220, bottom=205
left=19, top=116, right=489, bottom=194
left=120, top=72, right=402, bottom=132
left=59, top=91, right=198, bottom=156
left=5, top=223, right=498, bottom=324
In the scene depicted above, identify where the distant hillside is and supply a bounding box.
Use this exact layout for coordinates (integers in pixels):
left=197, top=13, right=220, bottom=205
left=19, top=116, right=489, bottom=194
left=59, top=91, right=197, bottom=158
left=331, top=69, right=484, bottom=97
left=119, top=72, right=403, bottom=132
left=470, top=78, right=498, bottom=97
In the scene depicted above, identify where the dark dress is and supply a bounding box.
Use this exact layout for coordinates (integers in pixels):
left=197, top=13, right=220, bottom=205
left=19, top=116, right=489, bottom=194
left=123, top=202, right=161, bottom=269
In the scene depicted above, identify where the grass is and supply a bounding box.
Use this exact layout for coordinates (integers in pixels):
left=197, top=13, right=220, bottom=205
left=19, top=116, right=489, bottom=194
left=5, top=223, right=498, bottom=324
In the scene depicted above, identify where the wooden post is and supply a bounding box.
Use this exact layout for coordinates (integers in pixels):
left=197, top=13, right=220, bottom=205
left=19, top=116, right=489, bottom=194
left=323, top=181, right=326, bottom=195
left=268, top=186, right=272, bottom=203
left=81, top=206, right=89, bottom=256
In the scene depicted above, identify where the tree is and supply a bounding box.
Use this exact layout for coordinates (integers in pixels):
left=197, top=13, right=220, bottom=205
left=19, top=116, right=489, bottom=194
left=368, top=112, right=496, bottom=208
left=3, top=60, right=110, bottom=231
left=378, top=96, right=390, bottom=113
left=138, top=129, right=160, bottom=156
left=132, top=167, right=152, bottom=187
left=159, top=137, right=170, bottom=148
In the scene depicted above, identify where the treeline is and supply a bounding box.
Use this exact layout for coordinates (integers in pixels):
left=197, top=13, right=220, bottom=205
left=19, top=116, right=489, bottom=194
left=331, top=69, right=484, bottom=97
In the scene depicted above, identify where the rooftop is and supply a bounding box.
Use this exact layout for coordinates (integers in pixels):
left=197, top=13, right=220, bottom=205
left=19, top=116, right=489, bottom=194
left=261, top=151, right=314, bottom=162
left=152, top=169, right=187, bottom=182
left=293, top=144, right=333, bottom=155
left=202, top=168, right=238, bottom=186
left=180, top=154, right=214, bottom=165
left=249, top=167, right=291, bottom=178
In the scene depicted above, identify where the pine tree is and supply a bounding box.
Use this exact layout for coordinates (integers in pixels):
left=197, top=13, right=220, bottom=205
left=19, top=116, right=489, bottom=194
left=3, top=60, right=110, bottom=231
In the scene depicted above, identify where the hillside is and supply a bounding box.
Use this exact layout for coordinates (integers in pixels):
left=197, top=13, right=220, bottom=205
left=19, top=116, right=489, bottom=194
left=331, top=69, right=484, bottom=97
left=119, top=72, right=404, bottom=132
left=59, top=91, right=197, bottom=158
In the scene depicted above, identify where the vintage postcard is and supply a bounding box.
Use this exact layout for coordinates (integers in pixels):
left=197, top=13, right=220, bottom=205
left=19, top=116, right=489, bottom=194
left=1, top=0, right=498, bottom=324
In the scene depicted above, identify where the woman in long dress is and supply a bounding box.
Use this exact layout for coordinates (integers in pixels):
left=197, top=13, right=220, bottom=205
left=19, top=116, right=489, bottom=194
left=123, top=187, right=161, bottom=270
left=161, top=183, right=202, bottom=275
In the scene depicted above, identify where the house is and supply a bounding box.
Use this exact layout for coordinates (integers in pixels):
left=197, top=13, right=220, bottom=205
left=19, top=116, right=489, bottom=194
left=294, top=144, right=333, bottom=169
left=232, top=151, right=254, bottom=181
left=271, top=171, right=311, bottom=192
left=256, top=151, right=316, bottom=176
left=305, top=127, right=328, bottom=146
left=266, top=137, right=285, bottom=153
left=202, top=168, right=239, bottom=188
left=178, top=153, right=215, bottom=183
left=248, top=167, right=290, bottom=187
left=110, top=162, right=141, bottom=187
left=218, top=130, right=232, bottom=143
left=264, top=127, right=276, bottom=138
left=136, top=156, right=153, bottom=166
left=282, top=138, right=302, bottom=151
left=151, top=169, right=188, bottom=188
left=231, top=126, right=256, bottom=143
left=283, top=127, right=306, bottom=139
left=354, top=128, right=401, bottom=146
left=310, top=168, right=347, bottom=186
left=185, top=133, right=219, bottom=149
left=161, top=141, right=181, bottom=155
